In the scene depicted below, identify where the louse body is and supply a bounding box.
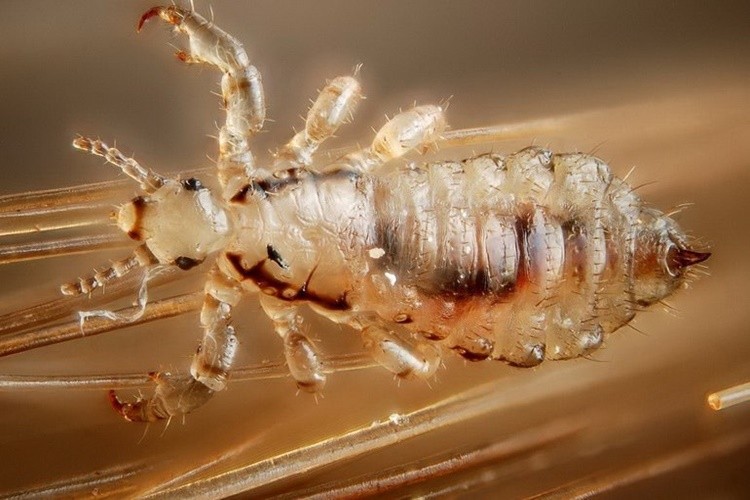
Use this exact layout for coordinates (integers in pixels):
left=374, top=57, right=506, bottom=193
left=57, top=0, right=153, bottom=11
left=63, top=6, right=709, bottom=422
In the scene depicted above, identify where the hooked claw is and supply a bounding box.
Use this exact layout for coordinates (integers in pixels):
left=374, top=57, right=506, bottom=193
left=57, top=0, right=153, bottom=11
left=108, top=389, right=163, bottom=423
left=137, top=6, right=186, bottom=32
left=108, top=371, right=165, bottom=422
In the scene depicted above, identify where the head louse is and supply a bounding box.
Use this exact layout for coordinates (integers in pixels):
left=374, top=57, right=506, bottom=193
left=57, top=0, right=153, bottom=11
left=51, top=5, right=711, bottom=423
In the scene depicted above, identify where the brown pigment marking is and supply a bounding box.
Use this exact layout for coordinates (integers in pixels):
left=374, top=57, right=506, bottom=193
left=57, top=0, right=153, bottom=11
left=127, top=196, right=147, bottom=241
left=226, top=252, right=350, bottom=311
left=253, top=171, right=304, bottom=194
left=431, top=213, right=527, bottom=300
left=512, top=209, right=530, bottom=292
left=254, top=167, right=359, bottom=196
left=229, top=184, right=251, bottom=203
left=432, top=266, right=490, bottom=297
left=295, top=380, right=320, bottom=391
left=266, top=244, right=289, bottom=270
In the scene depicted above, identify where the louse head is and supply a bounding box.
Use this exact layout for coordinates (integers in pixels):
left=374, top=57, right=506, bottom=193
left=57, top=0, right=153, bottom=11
left=632, top=208, right=710, bottom=306
left=117, top=177, right=232, bottom=269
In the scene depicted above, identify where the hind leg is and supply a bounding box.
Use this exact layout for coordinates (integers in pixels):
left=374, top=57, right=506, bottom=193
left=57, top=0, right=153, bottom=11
left=322, top=104, right=447, bottom=174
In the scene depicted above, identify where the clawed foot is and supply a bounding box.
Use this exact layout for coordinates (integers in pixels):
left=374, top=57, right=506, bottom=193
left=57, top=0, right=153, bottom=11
left=108, top=372, right=214, bottom=423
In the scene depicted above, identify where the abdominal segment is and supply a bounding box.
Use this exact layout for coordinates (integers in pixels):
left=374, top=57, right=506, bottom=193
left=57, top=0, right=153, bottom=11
left=360, top=148, right=639, bottom=366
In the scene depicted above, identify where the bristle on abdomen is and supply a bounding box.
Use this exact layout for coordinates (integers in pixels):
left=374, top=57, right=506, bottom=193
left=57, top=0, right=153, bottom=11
left=358, top=147, right=704, bottom=366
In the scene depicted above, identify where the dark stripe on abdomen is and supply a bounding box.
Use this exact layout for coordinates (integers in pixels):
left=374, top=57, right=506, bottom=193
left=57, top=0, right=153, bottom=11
left=373, top=208, right=523, bottom=299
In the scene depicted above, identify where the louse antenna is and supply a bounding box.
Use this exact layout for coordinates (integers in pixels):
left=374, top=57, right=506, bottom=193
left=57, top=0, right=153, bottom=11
left=60, top=244, right=158, bottom=297
left=73, top=137, right=165, bottom=194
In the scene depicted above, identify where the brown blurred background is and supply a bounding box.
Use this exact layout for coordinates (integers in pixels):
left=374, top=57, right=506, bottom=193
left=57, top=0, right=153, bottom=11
left=1, top=1, right=749, bottom=497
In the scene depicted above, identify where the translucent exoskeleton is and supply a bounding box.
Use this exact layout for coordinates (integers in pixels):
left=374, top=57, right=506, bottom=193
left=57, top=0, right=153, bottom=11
left=58, top=5, right=710, bottom=422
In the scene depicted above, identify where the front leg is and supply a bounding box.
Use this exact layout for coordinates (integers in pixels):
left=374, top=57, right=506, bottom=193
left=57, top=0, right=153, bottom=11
left=139, top=6, right=265, bottom=198
left=110, top=265, right=243, bottom=421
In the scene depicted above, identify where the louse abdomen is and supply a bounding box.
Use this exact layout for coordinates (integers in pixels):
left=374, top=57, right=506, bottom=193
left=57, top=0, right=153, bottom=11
left=365, top=147, right=674, bottom=366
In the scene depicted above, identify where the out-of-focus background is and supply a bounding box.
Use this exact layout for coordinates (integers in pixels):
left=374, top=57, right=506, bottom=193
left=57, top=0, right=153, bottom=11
left=1, top=1, right=749, bottom=497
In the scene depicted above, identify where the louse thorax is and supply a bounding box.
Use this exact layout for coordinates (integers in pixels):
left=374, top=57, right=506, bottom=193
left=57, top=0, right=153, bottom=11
left=117, top=177, right=233, bottom=269
left=632, top=208, right=710, bottom=306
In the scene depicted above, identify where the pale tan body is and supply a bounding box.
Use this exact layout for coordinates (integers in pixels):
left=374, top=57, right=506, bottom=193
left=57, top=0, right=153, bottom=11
left=63, top=6, right=708, bottom=422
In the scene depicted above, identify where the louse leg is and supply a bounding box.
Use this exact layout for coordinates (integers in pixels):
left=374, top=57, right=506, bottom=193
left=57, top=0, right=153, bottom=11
left=139, top=6, right=265, bottom=198
left=110, top=265, right=243, bottom=421
left=258, top=295, right=327, bottom=393
left=72, top=137, right=164, bottom=194
left=276, top=75, right=362, bottom=168
left=60, top=244, right=157, bottom=296
left=323, top=105, right=447, bottom=174
left=360, top=322, right=442, bottom=379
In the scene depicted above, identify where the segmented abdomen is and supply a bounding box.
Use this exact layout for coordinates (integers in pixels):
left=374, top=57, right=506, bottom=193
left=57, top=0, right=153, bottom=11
left=363, top=147, right=640, bottom=366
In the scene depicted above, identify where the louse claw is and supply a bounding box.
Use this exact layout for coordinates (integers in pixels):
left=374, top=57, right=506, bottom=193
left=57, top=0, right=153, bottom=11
left=108, top=373, right=216, bottom=422
left=108, top=390, right=160, bottom=423
left=137, top=6, right=184, bottom=32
